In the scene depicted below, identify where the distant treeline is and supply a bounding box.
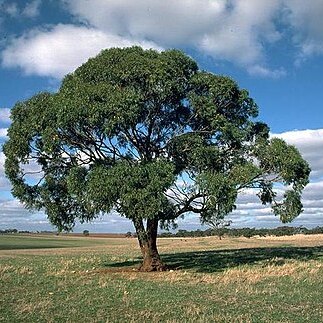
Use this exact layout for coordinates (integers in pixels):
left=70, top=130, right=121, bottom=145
left=0, top=229, right=54, bottom=234
left=158, top=226, right=323, bottom=238
left=2, top=226, right=323, bottom=238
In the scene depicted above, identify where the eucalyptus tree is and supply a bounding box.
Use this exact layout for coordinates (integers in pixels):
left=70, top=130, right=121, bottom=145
left=4, top=47, right=310, bottom=271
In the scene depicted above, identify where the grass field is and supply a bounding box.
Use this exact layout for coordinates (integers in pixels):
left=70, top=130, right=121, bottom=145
left=1, top=234, right=323, bottom=322
left=0, top=234, right=111, bottom=250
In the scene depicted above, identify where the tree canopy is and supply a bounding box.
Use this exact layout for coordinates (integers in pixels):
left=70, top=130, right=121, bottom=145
left=4, top=46, right=310, bottom=271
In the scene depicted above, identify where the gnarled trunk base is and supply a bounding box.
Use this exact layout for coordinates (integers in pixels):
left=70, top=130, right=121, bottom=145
left=139, top=248, right=167, bottom=272
left=133, top=217, right=167, bottom=272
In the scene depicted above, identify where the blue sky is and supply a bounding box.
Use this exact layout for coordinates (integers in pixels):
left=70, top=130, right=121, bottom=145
left=1, top=0, right=323, bottom=232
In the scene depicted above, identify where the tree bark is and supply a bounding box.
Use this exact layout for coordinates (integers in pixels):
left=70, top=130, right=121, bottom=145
left=133, top=217, right=167, bottom=272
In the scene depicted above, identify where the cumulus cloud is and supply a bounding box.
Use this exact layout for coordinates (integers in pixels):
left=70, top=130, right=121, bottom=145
left=0, top=0, right=41, bottom=18
left=0, top=152, right=11, bottom=190
left=1, top=24, right=161, bottom=78
left=302, top=181, right=323, bottom=201
left=62, top=0, right=225, bottom=46
left=285, top=0, right=323, bottom=60
left=0, top=151, right=5, bottom=171
left=229, top=180, right=323, bottom=229
left=0, top=199, right=52, bottom=230
left=0, top=128, right=7, bottom=138
left=63, top=0, right=284, bottom=75
left=0, top=126, right=323, bottom=230
left=74, top=213, right=134, bottom=233
left=62, top=0, right=323, bottom=73
left=224, top=129, right=323, bottom=228
left=273, top=129, right=323, bottom=178
left=0, top=108, right=11, bottom=124
left=200, top=0, right=283, bottom=66
left=0, top=198, right=133, bottom=232
left=22, top=0, right=42, bottom=18
left=248, top=65, right=287, bottom=78
left=0, top=0, right=286, bottom=78
left=2, top=0, right=323, bottom=78
left=1, top=2, right=18, bottom=17
left=0, top=177, right=10, bottom=191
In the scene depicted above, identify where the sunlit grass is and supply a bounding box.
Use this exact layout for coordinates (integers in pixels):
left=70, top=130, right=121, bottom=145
left=1, top=234, right=323, bottom=322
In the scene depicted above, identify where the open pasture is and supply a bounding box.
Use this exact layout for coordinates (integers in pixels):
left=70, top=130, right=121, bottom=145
left=1, top=234, right=323, bottom=322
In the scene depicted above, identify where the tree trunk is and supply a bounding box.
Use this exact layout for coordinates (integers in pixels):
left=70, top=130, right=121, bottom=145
left=133, top=218, right=167, bottom=272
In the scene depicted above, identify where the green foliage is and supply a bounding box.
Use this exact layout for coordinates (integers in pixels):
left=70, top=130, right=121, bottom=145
left=273, top=190, right=303, bottom=223
left=3, top=46, right=310, bottom=233
left=256, top=138, right=310, bottom=191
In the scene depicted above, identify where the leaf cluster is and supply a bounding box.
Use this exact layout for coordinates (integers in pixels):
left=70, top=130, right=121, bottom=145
left=3, top=46, right=310, bottom=230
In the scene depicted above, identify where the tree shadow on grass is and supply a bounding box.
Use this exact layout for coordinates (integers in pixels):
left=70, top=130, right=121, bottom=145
left=104, top=245, right=323, bottom=273
left=163, top=246, right=323, bottom=272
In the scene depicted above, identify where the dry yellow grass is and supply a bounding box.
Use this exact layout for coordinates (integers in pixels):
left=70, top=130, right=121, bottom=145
left=1, top=234, right=322, bottom=257
left=83, top=234, right=323, bottom=288
left=158, top=234, right=323, bottom=253
left=1, top=233, right=323, bottom=322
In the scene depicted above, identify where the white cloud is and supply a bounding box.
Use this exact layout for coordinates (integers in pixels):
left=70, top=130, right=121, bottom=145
left=0, top=199, right=51, bottom=230
left=0, top=108, right=11, bottom=124
left=230, top=180, right=323, bottom=228
left=285, top=0, right=323, bottom=59
left=1, top=124, right=323, bottom=230
left=1, top=0, right=323, bottom=79
left=0, top=152, right=10, bottom=190
left=0, top=128, right=7, bottom=138
left=0, top=1, right=41, bottom=18
left=63, top=0, right=323, bottom=73
left=0, top=150, right=133, bottom=232
left=22, top=0, right=41, bottom=18
left=199, top=0, right=283, bottom=67
left=0, top=198, right=134, bottom=233
left=62, top=0, right=226, bottom=46
left=1, top=0, right=288, bottom=78
left=63, top=0, right=285, bottom=76
left=273, top=129, right=323, bottom=178
left=248, top=65, right=287, bottom=78
left=0, top=151, right=5, bottom=172
left=2, top=0, right=323, bottom=78
left=225, top=129, right=323, bottom=228
left=74, top=213, right=133, bottom=233
left=302, top=181, right=323, bottom=201
left=0, top=199, right=24, bottom=212
left=0, top=176, right=10, bottom=190
left=1, top=24, right=161, bottom=78
left=2, top=2, right=18, bottom=17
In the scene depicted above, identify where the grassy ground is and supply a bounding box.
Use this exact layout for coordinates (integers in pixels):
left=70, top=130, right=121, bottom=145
left=1, top=234, right=323, bottom=322
left=0, top=234, right=109, bottom=250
